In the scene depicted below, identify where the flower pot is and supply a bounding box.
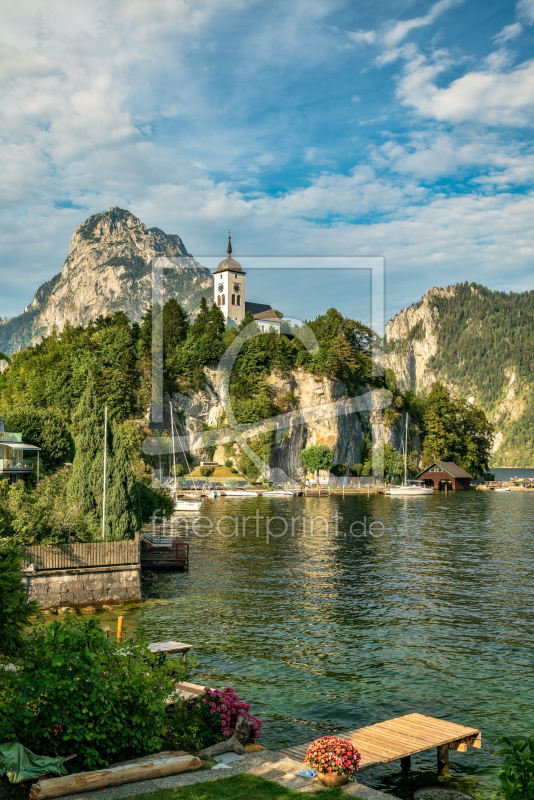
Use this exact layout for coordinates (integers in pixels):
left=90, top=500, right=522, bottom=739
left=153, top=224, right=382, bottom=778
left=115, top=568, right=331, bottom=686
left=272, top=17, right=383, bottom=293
left=317, top=771, right=351, bottom=787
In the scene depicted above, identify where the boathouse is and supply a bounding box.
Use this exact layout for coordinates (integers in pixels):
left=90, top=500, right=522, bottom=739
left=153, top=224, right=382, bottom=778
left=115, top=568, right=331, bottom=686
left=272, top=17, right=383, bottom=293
left=416, top=461, right=472, bottom=490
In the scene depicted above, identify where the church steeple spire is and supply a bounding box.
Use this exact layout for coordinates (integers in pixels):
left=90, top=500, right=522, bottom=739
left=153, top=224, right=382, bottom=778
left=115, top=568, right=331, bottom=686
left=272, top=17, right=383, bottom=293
left=227, top=230, right=232, bottom=256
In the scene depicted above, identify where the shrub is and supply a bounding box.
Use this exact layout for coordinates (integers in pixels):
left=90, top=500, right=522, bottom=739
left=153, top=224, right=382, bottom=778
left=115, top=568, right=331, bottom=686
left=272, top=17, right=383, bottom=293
left=496, top=736, right=534, bottom=799
left=305, top=736, right=361, bottom=776
left=199, top=466, right=215, bottom=478
left=163, top=698, right=222, bottom=753
left=0, top=617, right=184, bottom=771
left=225, top=459, right=233, bottom=468
left=330, top=463, right=349, bottom=477
left=0, top=543, right=40, bottom=657
left=1, top=467, right=99, bottom=545
left=202, top=687, right=262, bottom=743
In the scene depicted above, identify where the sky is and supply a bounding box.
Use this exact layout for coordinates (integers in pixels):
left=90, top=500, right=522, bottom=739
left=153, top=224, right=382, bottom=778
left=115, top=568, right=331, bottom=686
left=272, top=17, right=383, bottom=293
left=1, top=0, right=534, bottom=323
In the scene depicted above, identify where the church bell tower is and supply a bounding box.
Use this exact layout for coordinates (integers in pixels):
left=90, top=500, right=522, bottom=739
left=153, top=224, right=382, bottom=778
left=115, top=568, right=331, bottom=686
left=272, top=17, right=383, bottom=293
left=213, top=232, right=246, bottom=327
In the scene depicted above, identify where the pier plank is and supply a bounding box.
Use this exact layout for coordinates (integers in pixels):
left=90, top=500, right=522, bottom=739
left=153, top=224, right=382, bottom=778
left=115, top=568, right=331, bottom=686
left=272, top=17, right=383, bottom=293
left=278, top=713, right=480, bottom=771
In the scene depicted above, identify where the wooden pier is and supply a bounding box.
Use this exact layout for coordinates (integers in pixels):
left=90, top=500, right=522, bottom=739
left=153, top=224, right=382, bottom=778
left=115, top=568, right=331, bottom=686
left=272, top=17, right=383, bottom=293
left=140, top=534, right=189, bottom=571
left=279, top=713, right=480, bottom=774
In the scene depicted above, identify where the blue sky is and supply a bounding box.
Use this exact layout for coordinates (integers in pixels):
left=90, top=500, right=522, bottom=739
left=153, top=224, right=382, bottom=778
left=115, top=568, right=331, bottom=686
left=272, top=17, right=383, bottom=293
left=1, top=0, right=534, bottom=322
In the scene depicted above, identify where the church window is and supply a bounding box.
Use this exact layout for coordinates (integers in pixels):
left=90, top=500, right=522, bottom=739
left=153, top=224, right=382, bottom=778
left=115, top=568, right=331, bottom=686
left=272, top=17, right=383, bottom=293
left=232, top=294, right=235, bottom=305
left=237, top=295, right=241, bottom=306
left=217, top=295, right=221, bottom=306
left=222, top=295, right=225, bottom=305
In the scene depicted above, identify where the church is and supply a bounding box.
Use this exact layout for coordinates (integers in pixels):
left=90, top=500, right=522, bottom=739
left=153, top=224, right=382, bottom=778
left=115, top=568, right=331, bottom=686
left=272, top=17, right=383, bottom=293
left=213, top=234, right=281, bottom=333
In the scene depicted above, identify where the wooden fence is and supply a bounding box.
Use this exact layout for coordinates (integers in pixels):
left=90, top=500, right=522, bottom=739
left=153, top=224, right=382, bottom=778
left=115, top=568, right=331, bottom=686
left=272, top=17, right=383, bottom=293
left=19, top=540, right=140, bottom=570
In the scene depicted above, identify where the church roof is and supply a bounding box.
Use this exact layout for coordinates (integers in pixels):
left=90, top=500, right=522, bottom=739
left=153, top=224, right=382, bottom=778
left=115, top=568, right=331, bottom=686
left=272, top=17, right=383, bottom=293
left=214, top=255, right=245, bottom=274
left=245, top=301, right=272, bottom=316
left=214, top=232, right=245, bottom=274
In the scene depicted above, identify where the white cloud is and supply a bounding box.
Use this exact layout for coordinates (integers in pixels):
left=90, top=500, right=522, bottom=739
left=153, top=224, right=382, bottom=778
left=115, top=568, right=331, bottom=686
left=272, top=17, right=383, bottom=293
left=397, top=53, right=534, bottom=126
left=493, top=22, right=523, bottom=45
left=517, top=0, right=534, bottom=25
left=383, top=0, right=465, bottom=47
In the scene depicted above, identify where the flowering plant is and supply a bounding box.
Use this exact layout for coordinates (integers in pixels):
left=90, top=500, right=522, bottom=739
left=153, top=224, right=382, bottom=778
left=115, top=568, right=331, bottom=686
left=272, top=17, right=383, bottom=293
left=202, top=686, right=262, bottom=743
left=305, top=736, right=361, bottom=776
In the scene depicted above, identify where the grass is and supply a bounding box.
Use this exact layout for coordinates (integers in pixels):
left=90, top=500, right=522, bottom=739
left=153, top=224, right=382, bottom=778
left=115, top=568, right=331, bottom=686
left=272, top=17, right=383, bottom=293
left=121, top=773, right=363, bottom=799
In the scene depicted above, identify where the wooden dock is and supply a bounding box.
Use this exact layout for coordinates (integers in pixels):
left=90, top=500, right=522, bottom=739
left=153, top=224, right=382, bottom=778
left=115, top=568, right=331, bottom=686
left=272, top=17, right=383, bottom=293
left=279, top=713, right=480, bottom=774
left=141, top=537, right=189, bottom=571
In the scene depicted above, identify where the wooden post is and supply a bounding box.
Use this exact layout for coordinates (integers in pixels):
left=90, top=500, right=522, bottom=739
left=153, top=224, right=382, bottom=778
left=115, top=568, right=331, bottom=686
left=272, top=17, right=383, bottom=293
left=437, top=743, right=449, bottom=774
left=401, top=756, right=411, bottom=771
left=116, top=616, right=124, bottom=643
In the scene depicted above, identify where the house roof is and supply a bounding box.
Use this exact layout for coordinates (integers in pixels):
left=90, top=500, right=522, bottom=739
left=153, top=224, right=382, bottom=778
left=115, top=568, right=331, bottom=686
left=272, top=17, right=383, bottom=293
left=0, top=440, right=41, bottom=451
left=253, top=309, right=280, bottom=322
left=416, top=461, right=472, bottom=479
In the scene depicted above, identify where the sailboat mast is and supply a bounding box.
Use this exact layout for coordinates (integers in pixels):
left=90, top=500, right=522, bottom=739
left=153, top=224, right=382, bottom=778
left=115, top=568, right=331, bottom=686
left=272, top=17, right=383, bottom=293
left=170, top=401, right=177, bottom=494
left=404, top=412, right=409, bottom=485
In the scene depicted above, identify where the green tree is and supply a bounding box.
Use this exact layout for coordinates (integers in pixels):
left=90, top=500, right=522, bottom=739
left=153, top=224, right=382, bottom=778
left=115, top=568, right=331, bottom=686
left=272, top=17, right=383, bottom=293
left=163, top=299, right=189, bottom=355
left=67, top=375, right=105, bottom=522
left=105, top=422, right=142, bottom=540
left=300, top=444, right=334, bottom=482
left=421, top=383, right=494, bottom=476
left=0, top=543, right=40, bottom=656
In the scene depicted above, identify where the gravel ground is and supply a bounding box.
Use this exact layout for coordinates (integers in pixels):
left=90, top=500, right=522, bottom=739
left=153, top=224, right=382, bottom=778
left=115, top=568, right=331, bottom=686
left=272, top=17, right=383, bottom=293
left=57, top=752, right=401, bottom=800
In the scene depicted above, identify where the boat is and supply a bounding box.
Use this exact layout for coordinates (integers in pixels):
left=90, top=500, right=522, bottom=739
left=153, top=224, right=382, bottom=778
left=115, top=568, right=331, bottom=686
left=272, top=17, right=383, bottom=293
left=223, top=489, right=259, bottom=497
left=174, top=498, right=203, bottom=511
left=387, top=413, right=433, bottom=497
left=495, top=487, right=511, bottom=492
left=388, top=484, right=433, bottom=496
left=170, top=401, right=203, bottom=513
left=264, top=489, right=294, bottom=496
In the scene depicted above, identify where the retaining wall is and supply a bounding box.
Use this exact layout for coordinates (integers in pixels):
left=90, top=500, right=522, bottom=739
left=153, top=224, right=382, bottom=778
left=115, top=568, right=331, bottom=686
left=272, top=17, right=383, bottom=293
left=24, top=564, right=142, bottom=609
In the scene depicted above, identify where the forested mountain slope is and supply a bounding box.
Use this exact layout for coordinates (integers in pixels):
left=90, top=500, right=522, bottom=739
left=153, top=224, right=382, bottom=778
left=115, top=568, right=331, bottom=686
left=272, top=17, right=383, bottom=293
left=385, top=282, right=534, bottom=466
left=0, top=208, right=212, bottom=356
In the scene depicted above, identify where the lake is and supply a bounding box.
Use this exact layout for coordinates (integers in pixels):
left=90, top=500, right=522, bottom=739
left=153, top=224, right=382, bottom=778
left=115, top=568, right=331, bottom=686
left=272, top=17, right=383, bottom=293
left=104, top=492, right=534, bottom=799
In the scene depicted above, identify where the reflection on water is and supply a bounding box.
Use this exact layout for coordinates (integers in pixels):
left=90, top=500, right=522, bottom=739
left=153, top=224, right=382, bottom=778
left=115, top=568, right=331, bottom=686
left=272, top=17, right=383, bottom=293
left=97, top=493, right=534, bottom=799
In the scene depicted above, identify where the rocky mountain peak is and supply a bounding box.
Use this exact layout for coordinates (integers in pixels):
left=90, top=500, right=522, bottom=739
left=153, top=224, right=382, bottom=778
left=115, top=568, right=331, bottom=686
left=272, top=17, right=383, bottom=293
left=0, top=209, right=211, bottom=355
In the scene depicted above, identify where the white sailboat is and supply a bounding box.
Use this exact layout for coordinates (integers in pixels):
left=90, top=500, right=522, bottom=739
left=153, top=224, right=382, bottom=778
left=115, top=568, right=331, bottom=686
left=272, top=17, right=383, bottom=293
left=170, top=402, right=202, bottom=512
left=387, top=413, right=433, bottom=497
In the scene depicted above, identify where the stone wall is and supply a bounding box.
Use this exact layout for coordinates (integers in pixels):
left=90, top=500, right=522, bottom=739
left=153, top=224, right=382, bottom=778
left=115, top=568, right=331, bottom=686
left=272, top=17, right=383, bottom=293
left=24, top=564, right=142, bottom=610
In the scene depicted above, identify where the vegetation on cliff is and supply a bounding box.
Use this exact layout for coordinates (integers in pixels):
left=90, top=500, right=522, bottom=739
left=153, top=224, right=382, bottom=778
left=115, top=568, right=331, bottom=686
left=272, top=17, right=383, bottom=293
left=387, top=282, right=534, bottom=466
left=0, top=294, right=494, bottom=524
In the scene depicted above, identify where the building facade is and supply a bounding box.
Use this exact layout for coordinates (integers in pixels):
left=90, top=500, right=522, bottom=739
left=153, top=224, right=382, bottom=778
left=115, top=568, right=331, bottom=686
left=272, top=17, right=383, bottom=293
left=0, top=418, right=41, bottom=484
left=416, top=461, right=472, bottom=490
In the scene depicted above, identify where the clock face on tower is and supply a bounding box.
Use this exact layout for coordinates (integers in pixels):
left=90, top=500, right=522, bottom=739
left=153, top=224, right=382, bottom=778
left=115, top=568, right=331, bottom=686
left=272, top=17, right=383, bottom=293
left=217, top=283, right=224, bottom=293
left=233, top=284, right=240, bottom=293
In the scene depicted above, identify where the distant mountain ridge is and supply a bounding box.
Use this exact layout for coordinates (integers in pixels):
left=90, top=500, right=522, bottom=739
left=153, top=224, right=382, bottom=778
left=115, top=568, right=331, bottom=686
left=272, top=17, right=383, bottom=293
left=0, top=207, right=213, bottom=355
left=385, top=282, right=534, bottom=467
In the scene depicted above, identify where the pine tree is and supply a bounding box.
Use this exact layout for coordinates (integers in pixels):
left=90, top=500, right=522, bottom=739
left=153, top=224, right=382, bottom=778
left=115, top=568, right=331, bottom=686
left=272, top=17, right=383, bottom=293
left=105, top=422, right=142, bottom=540
left=67, top=375, right=104, bottom=520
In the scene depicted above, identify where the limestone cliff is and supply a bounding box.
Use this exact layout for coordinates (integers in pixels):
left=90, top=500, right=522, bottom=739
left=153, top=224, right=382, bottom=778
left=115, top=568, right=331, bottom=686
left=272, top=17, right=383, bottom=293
left=384, top=282, right=534, bottom=467
left=0, top=208, right=212, bottom=355
left=165, top=369, right=404, bottom=479
left=384, top=287, right=454, bottom=392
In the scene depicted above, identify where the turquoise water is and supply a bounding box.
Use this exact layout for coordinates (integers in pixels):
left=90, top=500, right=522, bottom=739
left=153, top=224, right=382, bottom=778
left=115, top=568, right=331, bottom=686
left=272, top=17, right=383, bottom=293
left=108, top=493, right=534, bottom=799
